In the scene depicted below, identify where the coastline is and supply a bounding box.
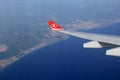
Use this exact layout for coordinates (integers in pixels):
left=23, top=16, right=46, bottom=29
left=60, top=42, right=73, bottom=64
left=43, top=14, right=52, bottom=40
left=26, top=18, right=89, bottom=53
left=0, top=36, right=68, bottom=70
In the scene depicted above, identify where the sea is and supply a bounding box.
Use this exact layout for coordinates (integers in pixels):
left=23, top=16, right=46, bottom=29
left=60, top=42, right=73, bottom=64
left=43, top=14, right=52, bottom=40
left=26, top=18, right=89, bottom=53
left=0, top=23, right=120, bottom=80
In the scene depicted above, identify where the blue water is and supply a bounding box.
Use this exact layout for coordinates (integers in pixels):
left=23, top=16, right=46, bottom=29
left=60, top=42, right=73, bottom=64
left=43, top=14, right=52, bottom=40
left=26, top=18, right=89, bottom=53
left=0, top=36, right=120, bottom=80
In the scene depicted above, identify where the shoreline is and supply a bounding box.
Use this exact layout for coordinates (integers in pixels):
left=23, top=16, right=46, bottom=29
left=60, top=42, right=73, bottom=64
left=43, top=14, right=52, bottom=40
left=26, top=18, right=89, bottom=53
left=0, top=36, right=68, bottom=69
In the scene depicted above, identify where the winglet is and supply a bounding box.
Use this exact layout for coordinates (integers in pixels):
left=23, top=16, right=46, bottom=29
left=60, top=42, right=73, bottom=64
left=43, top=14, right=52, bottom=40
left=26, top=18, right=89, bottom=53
left=48, top=20, right=63, bottom=31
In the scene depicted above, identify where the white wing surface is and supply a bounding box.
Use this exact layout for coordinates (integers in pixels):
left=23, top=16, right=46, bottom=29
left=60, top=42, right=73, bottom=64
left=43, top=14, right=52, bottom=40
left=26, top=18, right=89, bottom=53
left=48, top=20, right=120, bottom=57
left=59, top=30, right=120, bottom=46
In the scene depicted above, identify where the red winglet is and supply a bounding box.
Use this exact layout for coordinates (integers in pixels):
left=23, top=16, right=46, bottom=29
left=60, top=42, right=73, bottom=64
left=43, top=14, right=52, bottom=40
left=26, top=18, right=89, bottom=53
left=48, top=20, right=63, bottom=31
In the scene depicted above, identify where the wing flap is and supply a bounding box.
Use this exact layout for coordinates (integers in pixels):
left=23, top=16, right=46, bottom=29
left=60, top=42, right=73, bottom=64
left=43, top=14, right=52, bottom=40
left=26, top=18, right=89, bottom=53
left=106, top=47, right=120, bottom=57
left=83, top=41, right=114, bottom=48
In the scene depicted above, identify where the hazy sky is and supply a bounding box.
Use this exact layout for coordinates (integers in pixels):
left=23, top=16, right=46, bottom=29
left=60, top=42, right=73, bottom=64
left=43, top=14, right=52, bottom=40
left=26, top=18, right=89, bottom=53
left=0, top=0, right=120, bottom=24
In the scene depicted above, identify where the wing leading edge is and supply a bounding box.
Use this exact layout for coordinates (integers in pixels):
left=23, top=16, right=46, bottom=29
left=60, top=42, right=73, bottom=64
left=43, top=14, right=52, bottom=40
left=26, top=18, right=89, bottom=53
left=48, top=20, right=120, bottom=57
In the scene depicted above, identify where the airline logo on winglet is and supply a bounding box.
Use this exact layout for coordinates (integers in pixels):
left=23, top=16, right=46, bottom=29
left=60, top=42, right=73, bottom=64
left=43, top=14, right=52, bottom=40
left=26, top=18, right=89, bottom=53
left=48, top=20, right=63, bottom=31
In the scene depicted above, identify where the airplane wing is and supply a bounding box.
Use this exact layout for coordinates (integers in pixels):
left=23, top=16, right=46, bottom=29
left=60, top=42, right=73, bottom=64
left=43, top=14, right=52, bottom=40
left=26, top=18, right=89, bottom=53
left=48, top=20, right=120, bottom=57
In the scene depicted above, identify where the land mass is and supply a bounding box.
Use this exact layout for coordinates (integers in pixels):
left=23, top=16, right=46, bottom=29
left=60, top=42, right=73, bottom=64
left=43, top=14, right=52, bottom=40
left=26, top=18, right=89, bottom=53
left=0, top=30, right=68, bottom=69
